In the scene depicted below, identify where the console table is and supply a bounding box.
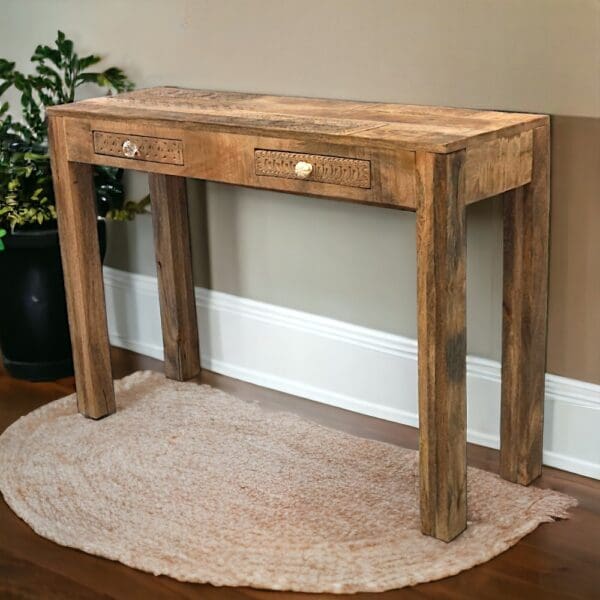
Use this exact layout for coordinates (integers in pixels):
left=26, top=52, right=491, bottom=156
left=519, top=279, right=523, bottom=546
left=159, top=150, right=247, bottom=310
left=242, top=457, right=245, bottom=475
left=47, top=88, right=550, bottom=542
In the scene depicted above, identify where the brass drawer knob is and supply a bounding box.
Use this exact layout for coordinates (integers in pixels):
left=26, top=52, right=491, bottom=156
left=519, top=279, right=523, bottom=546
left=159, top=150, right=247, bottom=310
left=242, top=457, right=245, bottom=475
left=122, top=139, right=139, bottom=158
left=294, top=161, right=313, bottom=179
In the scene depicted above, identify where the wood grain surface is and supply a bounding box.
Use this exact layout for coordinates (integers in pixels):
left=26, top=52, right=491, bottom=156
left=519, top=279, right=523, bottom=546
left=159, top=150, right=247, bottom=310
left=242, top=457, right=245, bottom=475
left=500, top=125, right=551, bottom=484
left=47, top=87, right=548, bottom=153
left=47, top=116, right=115, bottom=419
left=149, top=174, right=201, bottom=381
left=416, top=150, right=467, bottom=541
left=464, top=129, right=533, bottom=203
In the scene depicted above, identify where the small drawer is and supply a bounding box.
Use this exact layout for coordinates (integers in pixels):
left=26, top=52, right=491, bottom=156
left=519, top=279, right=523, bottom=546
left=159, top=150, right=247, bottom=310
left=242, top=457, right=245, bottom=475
left=92, top=131, right=184, bottom=165
left=255, top=149, right=371, bottom=189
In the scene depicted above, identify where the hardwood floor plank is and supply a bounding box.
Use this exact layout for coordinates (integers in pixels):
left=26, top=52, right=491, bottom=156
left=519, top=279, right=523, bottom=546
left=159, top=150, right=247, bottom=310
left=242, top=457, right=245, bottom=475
left=0, top=547, right=110, bottom=600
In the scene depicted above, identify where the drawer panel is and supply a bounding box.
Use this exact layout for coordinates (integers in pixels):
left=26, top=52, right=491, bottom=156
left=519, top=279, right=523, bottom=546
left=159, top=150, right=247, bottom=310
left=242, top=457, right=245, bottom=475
left=93, top=131, right=184, bottom=165
left=255, top=149, right=371, bottom=189
left=65, top=117, right=416, bottom=208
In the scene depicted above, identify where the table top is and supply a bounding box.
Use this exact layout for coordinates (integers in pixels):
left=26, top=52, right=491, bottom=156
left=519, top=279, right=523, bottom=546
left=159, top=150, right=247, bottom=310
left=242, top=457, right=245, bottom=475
left=48, top=87, right=547, bottom=153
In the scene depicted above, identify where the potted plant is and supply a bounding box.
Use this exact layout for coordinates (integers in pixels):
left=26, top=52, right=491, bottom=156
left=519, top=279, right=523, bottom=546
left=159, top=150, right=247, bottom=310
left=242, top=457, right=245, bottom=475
left=0, top=31, right=149, bottom=381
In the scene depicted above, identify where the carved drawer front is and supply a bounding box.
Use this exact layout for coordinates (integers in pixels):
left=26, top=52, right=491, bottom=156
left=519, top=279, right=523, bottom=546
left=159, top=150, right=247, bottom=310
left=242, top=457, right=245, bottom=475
left=92, top=131, right=184, bottom=165
left=255, top=149, right=371, bottom=189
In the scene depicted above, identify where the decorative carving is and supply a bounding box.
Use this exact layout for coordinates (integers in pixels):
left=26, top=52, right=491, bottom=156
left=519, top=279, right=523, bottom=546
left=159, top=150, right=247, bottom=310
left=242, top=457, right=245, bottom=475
left=93, top=131, right=183, bottom=165
left=255, top=150, right=371, bottom=188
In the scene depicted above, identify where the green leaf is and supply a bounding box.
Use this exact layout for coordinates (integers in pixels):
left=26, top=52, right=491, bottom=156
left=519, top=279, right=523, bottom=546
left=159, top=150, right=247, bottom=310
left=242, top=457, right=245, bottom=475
left=0, top=58, right=15, bottom=68
left=13, top=72, right=30, bottom=91
left=31, top=45, right=62, bottom=68
left=74, top=72, right=104, bottom=85
left=56, top=35, right=73, bottom=60
left=101, top=66, right=133, bottom=91
left=76, top=67, right=133, bottom=92
left=77, top=53, right=101, bottom=71
left=24, top=152, right=49, bottom=161
left=0, top=59, right=16, bottom=79
left=35, top=64, right=63, bottom=85
left=0, top=80, right=13, bottom=97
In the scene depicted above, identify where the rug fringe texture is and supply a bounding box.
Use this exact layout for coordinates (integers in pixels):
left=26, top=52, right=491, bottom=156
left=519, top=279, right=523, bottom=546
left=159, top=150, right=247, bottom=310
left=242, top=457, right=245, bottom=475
left=0, top=371, right=577, bottom=593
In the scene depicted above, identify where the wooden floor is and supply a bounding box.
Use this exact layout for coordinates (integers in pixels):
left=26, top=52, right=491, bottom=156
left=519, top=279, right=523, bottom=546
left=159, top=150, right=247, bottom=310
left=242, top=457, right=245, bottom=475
left=0, top=348, right=598, bottom=599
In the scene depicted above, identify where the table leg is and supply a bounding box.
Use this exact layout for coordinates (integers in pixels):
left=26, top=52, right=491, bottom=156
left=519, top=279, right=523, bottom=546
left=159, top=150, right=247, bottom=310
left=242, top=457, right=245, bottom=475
left=500, top=125, right=550, bottom=485
left=149, top=174, right=201, bottom=381
left=416, top=150, right=467, bottom=541
left=48, top=116, right=115, bottom=418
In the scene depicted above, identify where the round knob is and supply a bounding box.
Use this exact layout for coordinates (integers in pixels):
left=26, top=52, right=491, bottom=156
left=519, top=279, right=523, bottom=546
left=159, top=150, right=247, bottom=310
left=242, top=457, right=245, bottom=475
left=122, top=140, right=139, bottom=158
left=294, top=161, right=313, bottom=179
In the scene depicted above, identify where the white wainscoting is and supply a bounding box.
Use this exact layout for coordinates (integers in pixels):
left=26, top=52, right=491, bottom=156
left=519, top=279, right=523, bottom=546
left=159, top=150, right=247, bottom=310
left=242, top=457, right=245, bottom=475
left=103, top=266, right=600, bottom=480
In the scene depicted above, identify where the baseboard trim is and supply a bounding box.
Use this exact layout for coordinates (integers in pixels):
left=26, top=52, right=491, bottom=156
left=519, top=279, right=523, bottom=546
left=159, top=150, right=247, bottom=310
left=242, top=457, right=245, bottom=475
left=103, top=266, right=600, bottom=479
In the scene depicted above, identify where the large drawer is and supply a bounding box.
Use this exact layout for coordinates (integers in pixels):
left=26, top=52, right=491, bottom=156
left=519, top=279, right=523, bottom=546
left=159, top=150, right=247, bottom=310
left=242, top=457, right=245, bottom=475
left=255, top=149, right=371, bottom=189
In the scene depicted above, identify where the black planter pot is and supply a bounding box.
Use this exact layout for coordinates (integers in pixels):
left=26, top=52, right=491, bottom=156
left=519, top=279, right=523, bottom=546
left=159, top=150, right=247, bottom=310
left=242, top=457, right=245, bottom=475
left=0, top=221, right=107, bottom=381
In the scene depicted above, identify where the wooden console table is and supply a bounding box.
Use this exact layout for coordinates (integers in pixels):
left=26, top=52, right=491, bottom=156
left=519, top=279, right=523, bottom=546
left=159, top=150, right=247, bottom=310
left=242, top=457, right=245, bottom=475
left=47, top=88, right=550, bottom=542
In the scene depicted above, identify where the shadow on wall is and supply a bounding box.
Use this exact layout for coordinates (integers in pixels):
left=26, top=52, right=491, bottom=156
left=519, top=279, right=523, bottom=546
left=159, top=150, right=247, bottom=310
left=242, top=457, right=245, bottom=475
left=187, top=178, right=212, bottom=290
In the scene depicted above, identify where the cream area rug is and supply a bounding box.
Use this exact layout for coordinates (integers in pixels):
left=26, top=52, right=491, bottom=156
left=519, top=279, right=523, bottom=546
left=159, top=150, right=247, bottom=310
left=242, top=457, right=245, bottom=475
left=0, top=371, right=576, bottom=593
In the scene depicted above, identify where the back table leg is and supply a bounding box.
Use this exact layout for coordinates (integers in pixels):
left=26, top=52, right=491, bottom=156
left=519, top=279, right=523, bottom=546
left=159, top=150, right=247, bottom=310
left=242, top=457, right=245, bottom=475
left=149, top=174, right=201, bottom=381
left=48, top=116, right=115, bottom=419
left=415, top=150, right=468, bottom=542
left=500, top=125, right=550, bottom=484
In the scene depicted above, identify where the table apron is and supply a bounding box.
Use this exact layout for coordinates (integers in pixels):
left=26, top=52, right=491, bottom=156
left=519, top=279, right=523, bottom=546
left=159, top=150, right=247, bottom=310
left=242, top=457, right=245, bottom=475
left=62, top=117, right=534, bottom=209
left=63, top=117, right=418, bottom=210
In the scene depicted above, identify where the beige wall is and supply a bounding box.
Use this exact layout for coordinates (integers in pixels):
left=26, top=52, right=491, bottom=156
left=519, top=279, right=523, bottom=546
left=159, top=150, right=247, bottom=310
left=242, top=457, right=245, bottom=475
left=2, top=0, right=599, bottom=383
left=548, top=117, right=600, bottom=383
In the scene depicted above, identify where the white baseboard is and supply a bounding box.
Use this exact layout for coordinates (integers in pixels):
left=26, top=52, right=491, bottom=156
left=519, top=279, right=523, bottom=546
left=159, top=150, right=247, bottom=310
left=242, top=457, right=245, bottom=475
left=103, top=266, right=600, bottom=480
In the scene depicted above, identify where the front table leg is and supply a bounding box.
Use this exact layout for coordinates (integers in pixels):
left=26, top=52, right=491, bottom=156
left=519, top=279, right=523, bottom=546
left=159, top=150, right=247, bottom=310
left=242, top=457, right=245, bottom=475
left=48, top=116, right=116, bottom=418
left=500, top=125, right=550, bottom=484
left=416, top=150, right=467, bottom=541
left=149, top=174, right=201, bottom=381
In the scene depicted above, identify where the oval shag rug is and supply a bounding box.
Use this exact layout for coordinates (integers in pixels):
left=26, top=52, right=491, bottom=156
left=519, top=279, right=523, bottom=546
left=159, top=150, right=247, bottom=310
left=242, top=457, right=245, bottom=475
left=0, top=371, right=576, bottom=593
